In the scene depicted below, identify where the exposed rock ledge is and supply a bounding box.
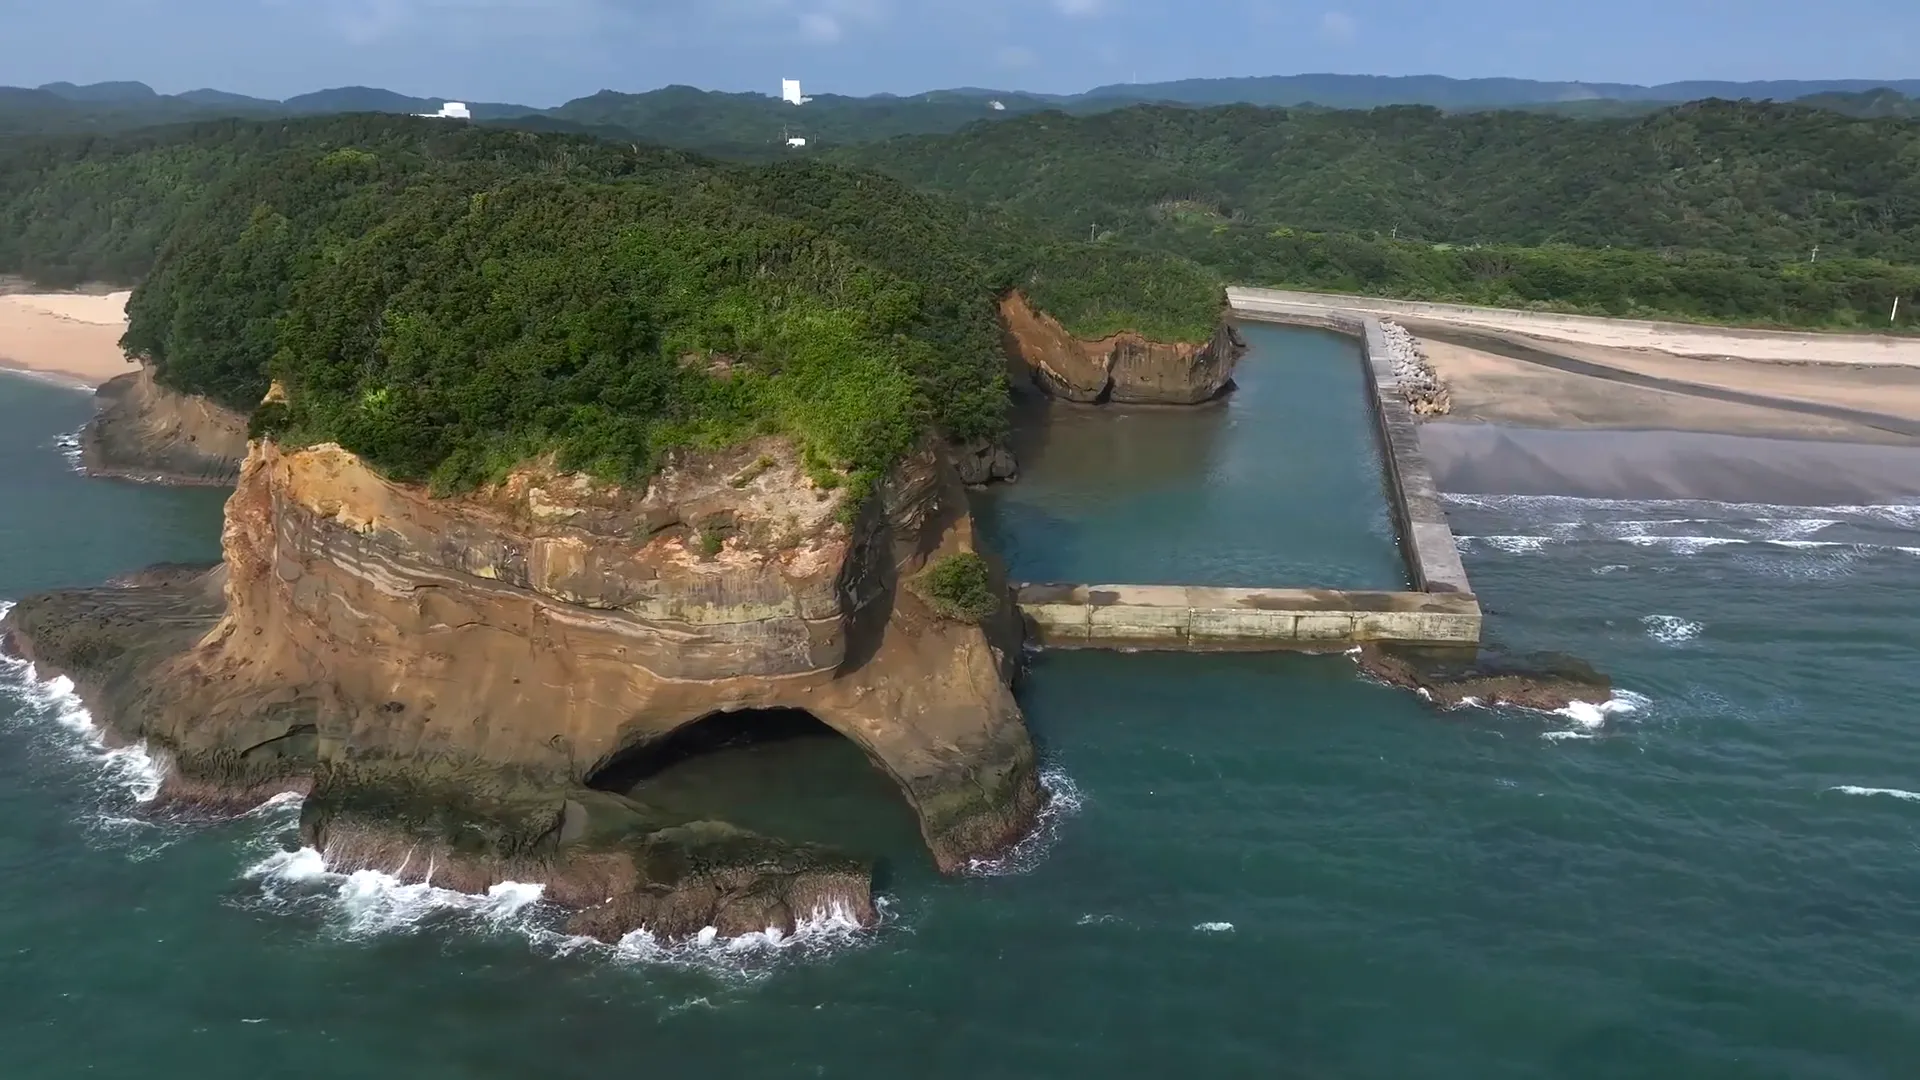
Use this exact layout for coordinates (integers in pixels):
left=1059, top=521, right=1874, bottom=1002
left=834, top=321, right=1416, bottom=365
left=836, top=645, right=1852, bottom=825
left=999, top=290, right=1243, bottom=406
left=82, top=366, right=249, bottom=484
left=1355, top=644, right=1611, bottom=711
left=2, top=435, right=1044, bottom=941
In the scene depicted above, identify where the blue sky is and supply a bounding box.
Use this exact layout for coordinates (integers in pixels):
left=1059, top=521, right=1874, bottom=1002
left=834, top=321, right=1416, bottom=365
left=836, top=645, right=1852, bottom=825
left=4, top=0, right=1914, bottom=105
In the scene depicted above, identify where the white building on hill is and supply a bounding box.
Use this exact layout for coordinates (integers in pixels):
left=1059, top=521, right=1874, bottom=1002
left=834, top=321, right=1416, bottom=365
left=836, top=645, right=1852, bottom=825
left=416, top=102, right=471, bottom=119
left=781, top=79, right=811, bottom=105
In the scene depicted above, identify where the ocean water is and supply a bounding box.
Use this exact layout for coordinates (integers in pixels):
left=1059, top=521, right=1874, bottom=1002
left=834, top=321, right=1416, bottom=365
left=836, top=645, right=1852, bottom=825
left=6, top=335, right=1920, bottom=1078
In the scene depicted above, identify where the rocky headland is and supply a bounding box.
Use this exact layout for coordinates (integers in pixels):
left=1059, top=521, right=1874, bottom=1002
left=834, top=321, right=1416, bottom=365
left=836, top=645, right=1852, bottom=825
left=1, top=434, right=1044, bottom=941
left=999, top=290, right=1244, bottom=406
left=82, top=366, right=249, bottom=484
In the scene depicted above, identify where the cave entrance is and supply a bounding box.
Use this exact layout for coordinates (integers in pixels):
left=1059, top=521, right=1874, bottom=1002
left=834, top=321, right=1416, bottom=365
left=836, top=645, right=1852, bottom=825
left=584, top=708, right=924, bottom=859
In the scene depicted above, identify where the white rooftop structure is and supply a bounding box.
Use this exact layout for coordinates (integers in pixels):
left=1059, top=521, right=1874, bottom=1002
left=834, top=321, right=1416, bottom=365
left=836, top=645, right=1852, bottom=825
left=416, top=101, right=471, bottom=120
left=781, top=79, right=811, bottom=106
left=786, top=136, right=808, bottom=148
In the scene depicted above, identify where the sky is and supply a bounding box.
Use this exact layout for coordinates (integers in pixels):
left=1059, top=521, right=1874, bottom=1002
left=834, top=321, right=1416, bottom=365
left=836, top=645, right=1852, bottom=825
left=3, top=0, right=1914, bottom=105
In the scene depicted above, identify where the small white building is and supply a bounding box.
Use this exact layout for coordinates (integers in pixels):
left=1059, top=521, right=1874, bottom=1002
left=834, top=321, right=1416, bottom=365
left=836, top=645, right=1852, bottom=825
left=416, top=101, right=471, bottom=119
left=786, top=136, right=808, bottom=148
left=989, top=100, right=1006, bottom=111
left=781, top=79, right=811, bottom=106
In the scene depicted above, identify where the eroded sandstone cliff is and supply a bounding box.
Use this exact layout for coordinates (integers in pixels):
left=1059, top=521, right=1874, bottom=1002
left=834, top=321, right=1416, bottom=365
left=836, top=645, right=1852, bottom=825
left=82, top=366, right=249, bottom=484
left=999, top=290, right=1244, bottom=406
left=3, top=435, right=1044, bottom=940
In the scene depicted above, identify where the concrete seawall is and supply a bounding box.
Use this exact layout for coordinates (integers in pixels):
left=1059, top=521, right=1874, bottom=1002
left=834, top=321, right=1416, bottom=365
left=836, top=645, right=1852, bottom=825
left=1017, top=584, right=1481, bottom=649
left=1226, top=287, right=1474, bottom=595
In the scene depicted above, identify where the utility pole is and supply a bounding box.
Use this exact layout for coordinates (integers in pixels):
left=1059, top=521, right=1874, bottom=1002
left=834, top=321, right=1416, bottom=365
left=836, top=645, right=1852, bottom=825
left=1810, top=244, right=1819, bottom=263
left=1090, top=223, right=1097, bottom=242
left=1895, top=296, right=1903, bottom=325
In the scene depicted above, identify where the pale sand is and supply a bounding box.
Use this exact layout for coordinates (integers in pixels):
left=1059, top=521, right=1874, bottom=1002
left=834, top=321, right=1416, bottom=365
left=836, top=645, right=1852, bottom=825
left=1229, top=287, right=1920, bottom=368
left=0, top=291, right=134, bottom=387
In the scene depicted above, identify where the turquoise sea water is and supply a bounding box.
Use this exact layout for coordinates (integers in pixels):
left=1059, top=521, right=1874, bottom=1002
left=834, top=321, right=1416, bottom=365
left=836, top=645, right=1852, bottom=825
left=6, top=321, right=1920, bottom=1078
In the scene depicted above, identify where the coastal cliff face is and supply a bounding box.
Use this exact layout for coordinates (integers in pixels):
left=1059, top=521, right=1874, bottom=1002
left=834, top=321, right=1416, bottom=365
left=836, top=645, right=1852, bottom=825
left=82, top=366, right=248, bottom=484
left=999, top=291, right=1244, bottom=406
left=3, top=435, right=1043, bottom=940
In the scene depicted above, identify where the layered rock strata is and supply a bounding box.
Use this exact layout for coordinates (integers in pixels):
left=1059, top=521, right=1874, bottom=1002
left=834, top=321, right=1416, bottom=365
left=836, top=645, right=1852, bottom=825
left=82, top=366, right=249, bottom=484
left=999, top=291, right=1243, bottom=406
left=3, top=435, right=1044, bottom=940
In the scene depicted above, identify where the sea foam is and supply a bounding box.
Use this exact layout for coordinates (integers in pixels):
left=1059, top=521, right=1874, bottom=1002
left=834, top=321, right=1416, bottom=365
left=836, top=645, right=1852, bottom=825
left=966, top=765, right=1083, bottom=877
left=1642, top=614, right=1703, bottom=645
left=1828, top=785, right=1920, bottom=802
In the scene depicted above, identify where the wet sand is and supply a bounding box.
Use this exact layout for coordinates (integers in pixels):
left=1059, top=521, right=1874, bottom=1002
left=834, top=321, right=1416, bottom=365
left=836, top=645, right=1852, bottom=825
left=1424, top=423, right=1920, bottom=505
left=0, top=291, right=133, bottom=387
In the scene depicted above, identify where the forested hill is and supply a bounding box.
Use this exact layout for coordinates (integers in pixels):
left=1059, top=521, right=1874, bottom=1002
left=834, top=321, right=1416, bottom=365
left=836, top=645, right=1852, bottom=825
left=0, top=115, right=1221, bottom=494
left=834, top=100, right=1920, bottom=263
left=831, top=100, right=1920, bottom=330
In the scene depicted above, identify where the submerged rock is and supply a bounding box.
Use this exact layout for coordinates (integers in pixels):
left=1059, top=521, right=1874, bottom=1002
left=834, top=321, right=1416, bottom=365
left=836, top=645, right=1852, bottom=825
left=2, top=434, right=1044, bottom=941
left=998, top=290, right=1243, bottom=406
left=1355, top=644, right=1611, bottom=712
left=81, top=366, right=248, bottom=485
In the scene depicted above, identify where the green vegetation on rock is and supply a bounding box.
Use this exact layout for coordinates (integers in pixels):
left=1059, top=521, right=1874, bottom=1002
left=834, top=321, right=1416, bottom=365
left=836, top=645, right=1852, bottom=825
left=914, top=553, right=999, bottom=622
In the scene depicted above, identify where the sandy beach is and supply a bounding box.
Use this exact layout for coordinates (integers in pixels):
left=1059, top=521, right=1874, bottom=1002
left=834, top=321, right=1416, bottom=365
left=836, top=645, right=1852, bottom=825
left=0, top=291, right=134, bottom=388
left=1229, top=287, right=1920, bottom=367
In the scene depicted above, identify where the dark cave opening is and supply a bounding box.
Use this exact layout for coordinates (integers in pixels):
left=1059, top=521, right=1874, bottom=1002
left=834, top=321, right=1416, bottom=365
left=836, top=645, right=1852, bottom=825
left=583, top=708, right=925, bottom=863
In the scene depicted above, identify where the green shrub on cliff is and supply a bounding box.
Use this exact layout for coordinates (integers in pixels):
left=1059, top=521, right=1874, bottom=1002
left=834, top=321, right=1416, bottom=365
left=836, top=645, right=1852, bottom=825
left=914, top=553, right=1000, bottom=622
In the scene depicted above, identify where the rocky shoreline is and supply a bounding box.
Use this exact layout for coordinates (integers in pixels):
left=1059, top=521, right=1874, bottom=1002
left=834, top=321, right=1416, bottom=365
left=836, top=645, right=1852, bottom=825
left=1379, top=319, right=1451, bottom=417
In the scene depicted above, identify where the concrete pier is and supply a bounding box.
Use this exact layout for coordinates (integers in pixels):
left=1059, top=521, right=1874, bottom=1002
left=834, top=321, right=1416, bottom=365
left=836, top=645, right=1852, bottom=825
left=1005, top=288, right=1484, bottom=651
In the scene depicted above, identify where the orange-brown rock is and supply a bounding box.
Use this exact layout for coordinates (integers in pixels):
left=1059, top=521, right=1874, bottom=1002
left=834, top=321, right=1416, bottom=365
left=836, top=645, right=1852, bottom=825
left=3, top=434, right=1044, bottom=940
left=82, top=366, right=248, bottom=484
left=999, top=290, right=1243, bottom=405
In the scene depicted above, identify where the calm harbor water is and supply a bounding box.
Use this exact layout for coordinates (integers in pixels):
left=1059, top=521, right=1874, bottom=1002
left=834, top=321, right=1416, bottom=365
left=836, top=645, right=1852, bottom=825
left=6, top=320, right=1920, bottom=1078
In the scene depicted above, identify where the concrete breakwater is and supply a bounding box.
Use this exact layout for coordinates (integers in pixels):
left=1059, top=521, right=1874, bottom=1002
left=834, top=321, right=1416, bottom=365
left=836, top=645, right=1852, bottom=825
left=1005, top=292, right=1481, bottom=650
left=1016, top=584, right=1481, bottom=649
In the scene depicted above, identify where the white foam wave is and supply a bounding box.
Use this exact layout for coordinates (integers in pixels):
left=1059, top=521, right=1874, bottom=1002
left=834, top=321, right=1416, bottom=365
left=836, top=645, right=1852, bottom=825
left=1456, top=534, right=1555, bottom=555
left=1619, top=534, right=1749, bottom=554
left=0, top=627, right=167, bottom=804
left=1443, top=492, right=1920, bottom=525
left=1642, top=614, right=1702, bottom=645
left=966, top=765, right=1082, bottom=876
left=1593, top=564, right=1631, bottom=575
left=1193, top=921, right=1235, bottom=934
left=1548, top=689, right=1650, bottom=738
left=53, top=429, right=84, bottom=470
left=247, top=845, right=548, bottom=938
left=1828, top=786, right=1920, bottom=802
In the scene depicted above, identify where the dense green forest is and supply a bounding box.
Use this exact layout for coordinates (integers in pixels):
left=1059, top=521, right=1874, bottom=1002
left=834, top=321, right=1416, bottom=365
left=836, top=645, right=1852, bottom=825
left=834, top=100, right=1920, bottom=328
left=0, top=115, right=1222, bottom=495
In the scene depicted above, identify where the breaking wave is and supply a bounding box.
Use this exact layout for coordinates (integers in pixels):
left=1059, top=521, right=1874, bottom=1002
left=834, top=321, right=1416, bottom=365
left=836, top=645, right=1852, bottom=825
left=1827, top=786, right=1920, bottom=802
left=0, top=602, right=166, bottom=805
left=966, top=765, right=1083, bottom=876
left=242, top=828, right=888, bottom=978
left=1642, top=615, right=1703, bottom=645
left=53, top=428, right=84, bottom=471
left=1543, top=690, right=1651, bottom=742
left=1193, top=921, right=1235, bottom=934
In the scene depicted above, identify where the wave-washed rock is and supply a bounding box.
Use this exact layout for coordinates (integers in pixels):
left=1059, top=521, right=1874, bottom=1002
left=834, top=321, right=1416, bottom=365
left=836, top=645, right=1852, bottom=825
left=1354, top=644, right=1610, bottom=711
left=2, top=434, right=1045, bottom=941
left=999, top=290, right=1243, bottom=406
left=81, top=366, right=249, bottom=485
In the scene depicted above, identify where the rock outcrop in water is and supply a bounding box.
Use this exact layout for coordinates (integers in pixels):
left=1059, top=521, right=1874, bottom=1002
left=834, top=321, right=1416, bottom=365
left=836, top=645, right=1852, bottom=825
left=81, top=366, right=249, bottom=484
left=2, top=435, right=1044, bottom=940
left=1355, top=644, right=1610, bottom=711
left=999, top=291, right=1243, bottom=406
